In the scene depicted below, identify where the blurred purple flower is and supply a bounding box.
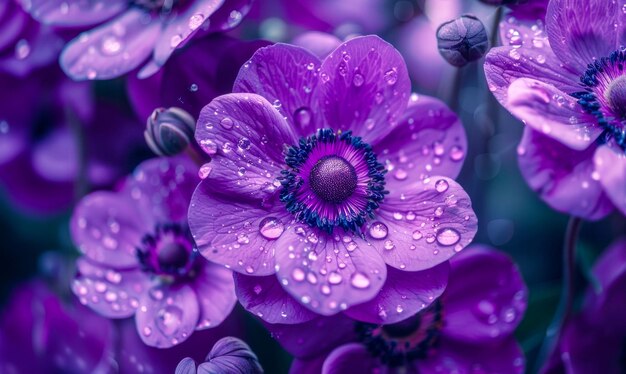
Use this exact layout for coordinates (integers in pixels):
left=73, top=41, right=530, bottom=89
left=175, top=336, right=263, bottom=374
left=0, top=0, right=63, bottom=77
left=0, top=67, right=144, bottom=214
left=0, top=280, right=115, bottom=373
left=17, top=0, right=253, bottom=80
left=267, top=246, right=527, bottom=373
left=485, top=0, right=626, bottom=219
left=70, top=156, right=237, bottom=348
left=542, top=238, right=626, bottom=374
left=189, top=35, right=476, bottom=322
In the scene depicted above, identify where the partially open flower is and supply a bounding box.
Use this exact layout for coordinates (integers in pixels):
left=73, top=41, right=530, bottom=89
left=175, top=337, right=263, bottom=374
left=145, top=107, right=196, bottom=157
left=436, top=15, right=488, bottom=67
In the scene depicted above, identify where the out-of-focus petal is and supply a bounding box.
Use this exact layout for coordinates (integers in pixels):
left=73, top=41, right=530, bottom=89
left=18, top=0, right=126, bottom=27
left=321, top=343, right=382, bottom=374
left=192, top=261, right=237, bottom=330
left=594, top=145, right=626, bottom=216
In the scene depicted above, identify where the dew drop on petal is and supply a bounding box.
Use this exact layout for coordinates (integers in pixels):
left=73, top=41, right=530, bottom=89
left=259, top=217, right=284, bottom=239
left=291, top=267, right=305, bottom=282
left=436, top=228, right=461, bottom=246
left=220, top=117, right=234, bottom=129
left=156, top=305, right=183, bottom=336
left=368, top=221, right=388, bottom=239
left=435, top=179, right=449, bottom=192
left=294, top=107, right=312, bottom=128
left=352, top=73, right=364, bottom=87
left=350, top=272, right=370, bottom=289
left=188, top=13, right=204, bottom=30
left=384, top=240, right=395, bottom=250
left=328, top=271, right=343, bottom=285
left=384, top=67, right=398, bottom=85
left=198, top=163, right=212, bottom=179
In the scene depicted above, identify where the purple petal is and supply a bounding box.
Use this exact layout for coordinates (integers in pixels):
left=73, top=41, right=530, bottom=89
left=518, top=128, right=614, bottom=220
left=318, top=35, right=410, bottom=144
left=135, top=284, right=200, bottom=348
left=507, top=78, right=602, bottom=150
left=292, top=32, right=342, bottom=59
left=70, top=191, right=148, bottom=269
left=344, top=262, right=449, bottom=324
left=122, top=156, right=199, bottom=224
left=152, top=0, right=226, bottom=69
left=192, top=261, right=237, bottom=330
left=274, top=226, right=387, bottom=316
left=60, top=9, right=160, bottom=80
left=72, top=258, right=148, bottom=318
left=201, top=0, right=254, bottom=33
left=233, top=43, right=322, bottom=136
left=189, top=186, right=291, bottom=276
left=374, top=94, right=467, bottom=189
left=176, top=357, right=197, bottom=374
left=266, top=314, right=356, bottom=359
left=546, top=0, right=624, bottom=74
left=234, top=273, right=318, bottom=324
left=594, top=145, right=626, bottom=216
left=195, top=93, right=298, bottom=198
left=18, top=0, right=126, bottom=27
left=321, top=343, right=382, bottom=374
left=484, top=45, right=580, bottom=104
left=126, top=68, right=164, bottom=125
left=370, top=177, right=477, bottom=271
left=417, top=337, right=525, bottom=374
left=441, top=246, right=527, bottom=343
left=198, top=336, right=263, bottom=374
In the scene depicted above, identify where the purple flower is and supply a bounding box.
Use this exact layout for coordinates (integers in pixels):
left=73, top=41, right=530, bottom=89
left=70, top=156, right=237, bottom=348
left=0, top=280, right=115, bottom=373
left=266, top=246, right=527, bottom=373
left=484, top=0, right=626, bottom=219
left=0, top=0, right=63, bottom=77
left=0, top=66, right=144, bottom=214
left=175, top=336, right=263, bottom=374
left=188, top=35, right=477, bottom=322
left=18, top=0, right=253, bottom=80
left=542, top=238, right=626, bottom=374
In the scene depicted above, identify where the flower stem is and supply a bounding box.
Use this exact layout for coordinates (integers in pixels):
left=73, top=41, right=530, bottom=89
left=534, top=216, right=582, bottom=372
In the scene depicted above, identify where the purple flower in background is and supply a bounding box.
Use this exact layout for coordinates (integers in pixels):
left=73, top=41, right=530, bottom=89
left=267, top=246, right=527, bottom=373
left=176, top=336, right=263, bottom=374
left=0, top=280, right=114, bottom=373
left=189, top=35, right=477, bottom=322
left=542, top=238, right=626, bottom=374
left=70, top=156, right=237, bottom=348
left=0, top=67, right=144, bottom=214
left=0, top=0, right=63, bottom=77
left=18, top=0, right=253, bottom=80
left=485, top=0, right=626, bottom=219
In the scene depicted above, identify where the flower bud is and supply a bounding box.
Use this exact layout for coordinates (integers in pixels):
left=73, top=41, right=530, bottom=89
left=436, top=15, right=489, bottom=67
left=145, top=107, right=195, bottom=156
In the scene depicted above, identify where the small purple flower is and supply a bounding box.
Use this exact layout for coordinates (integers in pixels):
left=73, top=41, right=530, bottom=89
left=542, top=238, right=626, bottom=374
left=0, top=280, right=115, bottom=373
left=188, top=35, right=477, bottom=322
left=18, top=0, right=253, bottom=80
left=70, top=156, right=237, bottom=348
left=485, top=0, right=626, bottom=219
left=175, top=337, right=263, bottom=374
left=267, top=246, right=528, bottom=373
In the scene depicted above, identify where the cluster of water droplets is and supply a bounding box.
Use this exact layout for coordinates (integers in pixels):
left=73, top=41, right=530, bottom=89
left=472, top=288, right=527, bottom=339
left=72, top=266, right=142, bottom=317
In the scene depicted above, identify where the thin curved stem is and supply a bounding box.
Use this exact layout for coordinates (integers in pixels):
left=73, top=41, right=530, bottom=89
left=534, top=216, right=582, bottom=372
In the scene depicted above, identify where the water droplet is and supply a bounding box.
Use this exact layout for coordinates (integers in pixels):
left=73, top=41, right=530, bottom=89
left=294, top=107, right=312, bottom=128
left=436, top=228, right=461, bottom=246
left=273, top=99, right=282, bottom=108
left=384, top=240, right=395, bottom=250
left=189, top=83, right=198, bottom=92
left=328, top=271, right=343, bottom=284
left=199, top=140, right=217, bottom=155
left=14, top=39, right=30, bottom=59
left=368, top=222, right=388, bottom=240
left=188, top=13, right=204, bottom=30
left=101, top=35, right=122, bottom=55
left=396, top=305, right=404, bottom=313
left=394, top=168, right=408, bottom=180
left=220, top=117, right=234, bottom=129
left=435, top=179, right=449, bottom=192
left=292, top=267, right=305, bottom=282
left=350, top=272, right=370, bottom=289
left=434, top=206, right=444, bottom=217
left=259, top=217, right=284, bottom=239
left=170, top=34, right=182, bottom=48
left=508, top=49, right=521, bottom=60
left=306, top=62, right=315, bottom=70
left=449, top=145, right=464, bottom=161
left=198, top=163, right=212, bottom=179
left=352, top=73, right=364, bottom=87
left=384, top=67, right=398, bottom=85
left=143, top=326, right=152, bottom=336
left=156, top=305, right=183, bottom=336
left=227, top=10, right=243, bottom=27
left=237, top=233, right=250, bottom=244
left=237, top=137, right=251, bottom=151
left=412, top=230, right=423, bottom=240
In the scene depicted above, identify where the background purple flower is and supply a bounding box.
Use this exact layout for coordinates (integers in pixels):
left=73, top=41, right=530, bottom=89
left=176, top=336, right=263, bottom=374
left=18, top=0, right=253, bottom=80
left=484, top=0, right=626, bottom=219
left=189, top=35, right=477, bottom=322
left=70, top=156, right=237, bottom=348
left=542, top=238, right=626, bottom=374
left=265, top=245, right=527, bottom=374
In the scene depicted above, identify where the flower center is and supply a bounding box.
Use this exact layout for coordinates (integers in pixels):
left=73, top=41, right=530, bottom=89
left=137, top=223, right=197, bottom=281
left=356, top=301, right=443, bottom=367
left=280, top=129, right=387, bottom=233
left=309, top=156, right=357, bottom=204
left=572, top=49, right=626, bottom=152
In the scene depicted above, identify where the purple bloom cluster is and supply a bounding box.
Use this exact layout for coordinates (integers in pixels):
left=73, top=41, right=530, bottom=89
left=485, top=0, right=626, bottom=219
left=188, top=35, right=478, bottom=322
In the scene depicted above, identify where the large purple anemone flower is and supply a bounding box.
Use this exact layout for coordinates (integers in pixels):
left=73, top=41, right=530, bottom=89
left=189, top=35, right=477, bottom=322
left=267, top=246, right=527, bottom=374
left=542, top=238, right=626, bottom=374
left=70, top=156, right=237, bottom=348
left=18, top=0, right=253, bottom=80
left=485, top=0, right=626, bottom=219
